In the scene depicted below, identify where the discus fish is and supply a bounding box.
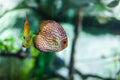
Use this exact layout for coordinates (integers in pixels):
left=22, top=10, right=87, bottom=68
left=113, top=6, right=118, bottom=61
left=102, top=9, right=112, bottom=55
left=33, top=20, right=68, bottom=52
left=23, top=13, right=31, bottom=48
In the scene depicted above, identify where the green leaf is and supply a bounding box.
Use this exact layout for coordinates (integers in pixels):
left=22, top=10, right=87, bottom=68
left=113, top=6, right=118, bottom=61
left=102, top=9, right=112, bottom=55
left=107, top=0, right=119, bottom=8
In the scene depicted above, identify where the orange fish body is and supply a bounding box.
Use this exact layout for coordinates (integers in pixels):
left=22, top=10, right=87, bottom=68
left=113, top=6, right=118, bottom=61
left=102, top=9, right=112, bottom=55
left=33, top=20, right=68, bottom=52
left=23, top=14, right=31, bottom=48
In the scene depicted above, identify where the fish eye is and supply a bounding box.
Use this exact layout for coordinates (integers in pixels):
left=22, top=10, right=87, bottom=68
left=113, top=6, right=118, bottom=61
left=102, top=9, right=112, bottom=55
left=23, top=36, right=25, bottom=39
left=63, top=41, right=66, bottom=44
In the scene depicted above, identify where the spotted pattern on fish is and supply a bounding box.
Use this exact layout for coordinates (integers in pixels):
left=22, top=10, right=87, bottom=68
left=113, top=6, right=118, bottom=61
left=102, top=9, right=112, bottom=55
left=33, top=20, right=68, bottom=52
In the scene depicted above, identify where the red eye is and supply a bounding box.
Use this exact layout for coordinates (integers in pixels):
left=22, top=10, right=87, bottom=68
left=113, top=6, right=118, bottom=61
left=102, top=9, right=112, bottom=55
left=63, top=41, right=66, bottom=44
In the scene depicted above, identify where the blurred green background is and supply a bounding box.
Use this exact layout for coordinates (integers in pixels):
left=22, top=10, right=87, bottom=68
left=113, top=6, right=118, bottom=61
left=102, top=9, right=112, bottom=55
left=0, top=0, right=120, bottom=80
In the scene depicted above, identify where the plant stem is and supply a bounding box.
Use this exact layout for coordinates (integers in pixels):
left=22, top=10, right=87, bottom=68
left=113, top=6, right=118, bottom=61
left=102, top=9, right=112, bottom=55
left=68, top=10, right=83, bottom=80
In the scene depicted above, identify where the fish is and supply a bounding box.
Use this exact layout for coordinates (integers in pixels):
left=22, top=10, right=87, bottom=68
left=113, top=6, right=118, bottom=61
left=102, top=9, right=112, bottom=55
left=22, top=13, right=31, bottom=48
left=33, top=20, right=68, bottom=52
